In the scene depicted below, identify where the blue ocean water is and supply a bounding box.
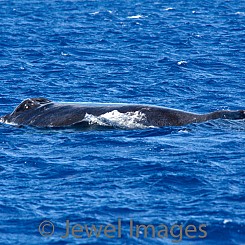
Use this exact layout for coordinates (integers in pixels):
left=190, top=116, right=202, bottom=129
left=0, top=0, right=245, bottom=244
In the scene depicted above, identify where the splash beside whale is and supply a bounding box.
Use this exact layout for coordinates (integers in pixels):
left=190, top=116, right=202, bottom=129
left=0, top=98, right=244, bottom=129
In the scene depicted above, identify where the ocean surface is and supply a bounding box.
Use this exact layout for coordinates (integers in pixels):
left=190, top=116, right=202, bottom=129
left=0, top=0, right=245, bottom=244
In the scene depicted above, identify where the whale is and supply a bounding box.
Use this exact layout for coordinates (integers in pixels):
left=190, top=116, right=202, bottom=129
left=0, top=98, right=244, bottom=128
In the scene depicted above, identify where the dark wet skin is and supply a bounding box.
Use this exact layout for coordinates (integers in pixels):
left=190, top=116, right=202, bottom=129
left=1, top=98, right=245, bottom=128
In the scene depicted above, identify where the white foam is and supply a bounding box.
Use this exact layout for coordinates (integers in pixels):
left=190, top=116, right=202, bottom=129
left=61, top=52, right=69, bottom=56
left=91, top=11, right=100, bottom=15
left=127, top=15, right=143, bottom=19
left=235, top=12, right=245, bottom=16
left=83, top=110, right=151, bottom=129
left=177, top=60, right=187, bottom=66
left=223, top=219, right=232, bottom=224
left=0, top=119, right=18, bottom=126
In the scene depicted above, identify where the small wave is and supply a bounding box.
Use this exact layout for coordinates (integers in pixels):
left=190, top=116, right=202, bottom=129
left=91, top=11, right=100, bottom=15
left=177, top=60, right=188, bottom=66
left=235, top=12, right=245, bottom=16
left=61, top=52, right=69, bottom=56
left=82, top=110, right=151, bottom=129
left=164, top=7, right=174, bottom=11
left=127, top=15, right=143, bottom=19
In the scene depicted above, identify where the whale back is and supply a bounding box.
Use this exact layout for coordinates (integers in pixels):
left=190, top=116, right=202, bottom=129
left=0, top=98, right=244, bottom=128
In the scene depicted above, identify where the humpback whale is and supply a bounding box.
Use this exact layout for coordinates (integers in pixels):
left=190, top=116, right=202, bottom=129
left=0, top=98, right=244, bottom=128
